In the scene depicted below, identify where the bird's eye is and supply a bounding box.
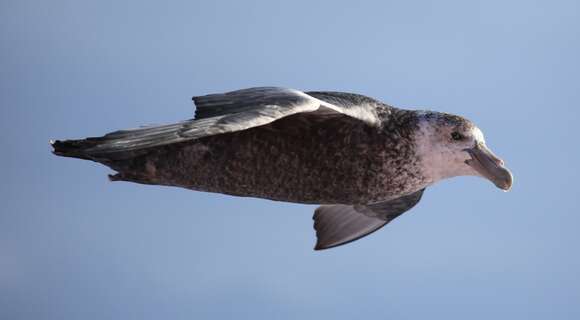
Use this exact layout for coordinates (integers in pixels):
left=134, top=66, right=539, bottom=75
left=451, top=131, right=463, bottom=141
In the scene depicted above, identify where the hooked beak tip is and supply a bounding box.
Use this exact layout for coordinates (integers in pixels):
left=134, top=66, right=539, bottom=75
left=465, top=144, right=513, bottom=192
left=498, top=170, right=513, bottom=192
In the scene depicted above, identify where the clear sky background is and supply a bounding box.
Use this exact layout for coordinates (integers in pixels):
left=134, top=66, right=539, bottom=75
left=1, top=0, right=579, bottom=319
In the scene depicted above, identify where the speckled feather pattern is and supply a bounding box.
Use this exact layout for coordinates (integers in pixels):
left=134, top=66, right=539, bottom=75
left=110, top=92, right=426, bottom=205
left=51, top=87, right=512, bottom=250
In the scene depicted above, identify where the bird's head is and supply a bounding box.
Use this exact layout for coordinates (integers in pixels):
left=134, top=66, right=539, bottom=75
left=413, top=111, right=513, bottom=191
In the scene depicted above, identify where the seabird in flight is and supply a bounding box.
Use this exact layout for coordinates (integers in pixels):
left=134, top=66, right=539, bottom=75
left=51, top=87, right=513, bottom=250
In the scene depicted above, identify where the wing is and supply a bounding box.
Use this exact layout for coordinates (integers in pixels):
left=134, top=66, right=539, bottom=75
left=192, top=87, right=382, bottom=125
left=53, top=87, right=382, bottom=159
left=313, top=189, right=425, bottom=250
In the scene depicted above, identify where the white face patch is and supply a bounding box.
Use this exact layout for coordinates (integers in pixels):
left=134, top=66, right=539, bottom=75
left=414, top=115, right=480, bottom=186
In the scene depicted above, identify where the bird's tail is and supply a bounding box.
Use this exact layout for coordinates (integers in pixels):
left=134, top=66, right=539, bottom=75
left=50, top=121, right=190, bottom=162
left=50, top=138, right=100, bottom=160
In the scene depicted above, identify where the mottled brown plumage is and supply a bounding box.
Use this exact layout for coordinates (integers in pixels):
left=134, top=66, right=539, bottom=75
left=52, top=87, right=512, bottom=250
left=108, top=109, right=422, bottom=204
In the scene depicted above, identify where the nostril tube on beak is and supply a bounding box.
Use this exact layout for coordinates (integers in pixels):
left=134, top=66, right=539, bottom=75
left=482, top=144, right=504, bottom=166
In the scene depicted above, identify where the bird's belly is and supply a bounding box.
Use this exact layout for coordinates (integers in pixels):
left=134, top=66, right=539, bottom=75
left=131, top=131, right=397, bottom=204
left=122, top=116, right=422, bottom=205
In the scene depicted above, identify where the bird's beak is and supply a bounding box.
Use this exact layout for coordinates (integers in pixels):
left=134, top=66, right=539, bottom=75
left=465, top=143, right=513, bottom=191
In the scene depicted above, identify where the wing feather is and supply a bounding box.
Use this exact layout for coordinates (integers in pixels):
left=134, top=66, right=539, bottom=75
left=313, top=189, right=425, bottom=250
left=54, top=87, right=382, bottom=159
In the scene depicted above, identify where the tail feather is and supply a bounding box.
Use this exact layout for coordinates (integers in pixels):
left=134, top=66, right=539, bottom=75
left=50, top=138, right=100, bottom=160
left=50, top=121, right=192, bottom=161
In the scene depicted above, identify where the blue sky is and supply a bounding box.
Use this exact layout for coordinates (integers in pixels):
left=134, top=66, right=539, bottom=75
left=1, top=0, right=579, bottom=319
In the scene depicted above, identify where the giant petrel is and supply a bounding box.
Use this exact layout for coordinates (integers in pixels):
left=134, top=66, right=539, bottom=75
left=51, top=87, right=513, bottom=250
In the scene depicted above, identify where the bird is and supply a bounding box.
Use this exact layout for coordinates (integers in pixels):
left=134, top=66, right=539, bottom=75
left=51, top=87, right=513, bottom=250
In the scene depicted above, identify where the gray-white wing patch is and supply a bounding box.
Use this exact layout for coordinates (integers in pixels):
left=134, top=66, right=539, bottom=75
left=193, top=87, right=381, bottom=125
left=313, top=189, right=425, bottom=250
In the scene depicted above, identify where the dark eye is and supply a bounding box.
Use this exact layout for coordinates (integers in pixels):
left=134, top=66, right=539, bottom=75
left=451, top=131, right=463, bottom=141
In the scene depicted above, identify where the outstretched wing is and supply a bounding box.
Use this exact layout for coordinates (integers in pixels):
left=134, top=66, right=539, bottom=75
left=52, top=87, right=382, bottom=159
left=192, top=87, right=381, bottom=125
left=313, top=189, right=425, bottom=250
